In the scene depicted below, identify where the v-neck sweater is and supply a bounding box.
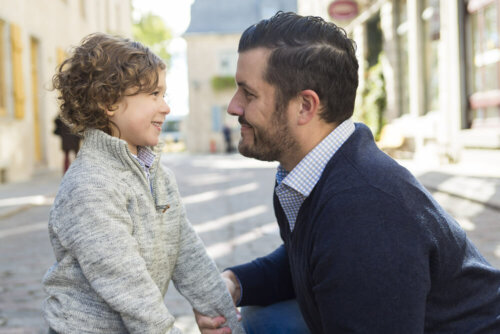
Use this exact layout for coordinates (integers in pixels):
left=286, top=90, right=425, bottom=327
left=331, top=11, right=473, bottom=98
left=230, top=123, right=500, bottom=333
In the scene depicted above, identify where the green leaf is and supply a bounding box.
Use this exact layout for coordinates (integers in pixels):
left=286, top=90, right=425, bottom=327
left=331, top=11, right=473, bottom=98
left=132, top=12, right=172, bottom=65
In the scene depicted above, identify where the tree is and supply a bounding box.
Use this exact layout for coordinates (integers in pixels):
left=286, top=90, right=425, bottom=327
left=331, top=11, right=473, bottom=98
left=132, top=12, right=172, bottom=64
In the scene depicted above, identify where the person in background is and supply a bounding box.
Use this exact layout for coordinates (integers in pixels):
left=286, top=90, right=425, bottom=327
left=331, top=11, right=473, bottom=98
left=222, top=124, right=233, bottom=153
left=195, top=11, right=500, bottom=334
left=43, top=32, right=244, bottom=334
left=53, top=115, right=80, bottom=174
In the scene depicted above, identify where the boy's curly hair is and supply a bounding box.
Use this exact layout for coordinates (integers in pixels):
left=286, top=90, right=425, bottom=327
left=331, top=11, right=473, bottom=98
left=53, top=33, right=166, bottom=135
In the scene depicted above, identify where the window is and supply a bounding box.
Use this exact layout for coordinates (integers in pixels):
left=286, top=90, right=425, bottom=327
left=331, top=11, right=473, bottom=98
left=79, top=0, right=87, bottom=19
left=217, top=50, right=238, bottom=76
left=11, top=23, right=24, bottom=120
left=31, top=37, right=42, bottom=162
left=56, top=47, right=67, bottom=65
left=396, top=0, right=409, bottom=116
left=422, top=0, right=440, bottom=113
left=0, top=20, right=6, bottom=116
left=468, top=0, right=500, bottom=128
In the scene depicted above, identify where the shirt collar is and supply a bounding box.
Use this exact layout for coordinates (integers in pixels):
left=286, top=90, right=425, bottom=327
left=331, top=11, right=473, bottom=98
left=133, top=146, right=156, bottom=170
left=276, top=118, right=355, bottom=197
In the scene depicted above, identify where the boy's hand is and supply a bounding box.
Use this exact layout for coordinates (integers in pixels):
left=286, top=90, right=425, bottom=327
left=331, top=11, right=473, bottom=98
left=194, top=270, right=242, bottom=334
left=194, top=313, right=231, bottom=334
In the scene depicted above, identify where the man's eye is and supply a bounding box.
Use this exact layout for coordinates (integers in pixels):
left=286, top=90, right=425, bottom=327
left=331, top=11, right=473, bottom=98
left=244, top=90, right=254, bottom=98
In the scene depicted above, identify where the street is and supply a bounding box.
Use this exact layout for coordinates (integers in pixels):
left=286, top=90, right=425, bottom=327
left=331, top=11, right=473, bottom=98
left=0, top=153, right=499, bottom=333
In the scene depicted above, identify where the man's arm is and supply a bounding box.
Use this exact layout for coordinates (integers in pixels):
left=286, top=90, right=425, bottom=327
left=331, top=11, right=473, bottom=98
left=228, top=244, right=295, bottom=306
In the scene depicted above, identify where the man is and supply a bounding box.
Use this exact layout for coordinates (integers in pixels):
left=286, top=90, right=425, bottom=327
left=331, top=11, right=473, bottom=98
left=196, top=11, right=500, bottom=334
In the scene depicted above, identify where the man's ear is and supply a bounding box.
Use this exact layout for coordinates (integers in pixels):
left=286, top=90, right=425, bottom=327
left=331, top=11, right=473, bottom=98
left=297, top=89, right=320, bottom=125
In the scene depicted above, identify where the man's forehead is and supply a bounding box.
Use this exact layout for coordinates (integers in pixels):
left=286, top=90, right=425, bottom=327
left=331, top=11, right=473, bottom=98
left=238, top=47, right=271, bottom=65
left=236, top=48, right=271, bottom=82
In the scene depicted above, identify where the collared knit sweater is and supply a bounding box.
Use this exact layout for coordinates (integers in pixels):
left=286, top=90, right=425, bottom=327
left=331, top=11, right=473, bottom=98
left=42, top=129, right=244, bottom=334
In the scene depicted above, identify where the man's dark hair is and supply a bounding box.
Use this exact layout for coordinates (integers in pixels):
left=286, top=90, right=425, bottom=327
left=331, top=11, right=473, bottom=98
left=239, top=11, right=359, bottom=123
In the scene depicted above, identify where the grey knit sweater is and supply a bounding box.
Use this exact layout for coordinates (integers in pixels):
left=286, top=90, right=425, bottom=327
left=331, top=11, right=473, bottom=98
left=42, top=129, right=244, bottom=334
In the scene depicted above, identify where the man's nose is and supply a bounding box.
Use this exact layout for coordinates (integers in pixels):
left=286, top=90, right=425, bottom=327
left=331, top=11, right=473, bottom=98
left=227, top=95, right=243, bottom=116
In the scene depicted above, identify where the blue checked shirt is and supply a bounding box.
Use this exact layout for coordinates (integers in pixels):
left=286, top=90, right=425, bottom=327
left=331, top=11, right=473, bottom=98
left=131, top=146, right=156, bottom=193
left=275, top=118, right=355, bottom=231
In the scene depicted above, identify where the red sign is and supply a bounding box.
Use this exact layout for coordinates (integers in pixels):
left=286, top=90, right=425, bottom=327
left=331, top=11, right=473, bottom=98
left=328, top=0, right=359, bottom=20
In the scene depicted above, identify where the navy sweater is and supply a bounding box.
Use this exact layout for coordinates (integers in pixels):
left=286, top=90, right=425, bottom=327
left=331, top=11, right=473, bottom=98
left=230, top=123, right=500, bottom=333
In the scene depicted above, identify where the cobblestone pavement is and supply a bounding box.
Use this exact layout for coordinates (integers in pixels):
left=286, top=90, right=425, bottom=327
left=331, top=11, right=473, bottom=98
left=0, top=153, right=499, bottom=333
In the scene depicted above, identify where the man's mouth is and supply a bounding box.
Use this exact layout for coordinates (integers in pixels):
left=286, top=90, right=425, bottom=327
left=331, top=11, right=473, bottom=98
left=238, top=116, right=252, bottom=128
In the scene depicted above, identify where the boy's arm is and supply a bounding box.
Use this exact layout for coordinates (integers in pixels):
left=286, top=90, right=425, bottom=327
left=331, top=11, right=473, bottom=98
left=166, top=170, right=244, bottom=334
left=170, top=207, right=244, bottom=334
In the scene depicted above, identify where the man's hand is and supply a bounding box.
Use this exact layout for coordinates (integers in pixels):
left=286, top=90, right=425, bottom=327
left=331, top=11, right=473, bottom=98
left=194, top=270, right=242, bottom=334
left=221, top=270, right=241, bottom=305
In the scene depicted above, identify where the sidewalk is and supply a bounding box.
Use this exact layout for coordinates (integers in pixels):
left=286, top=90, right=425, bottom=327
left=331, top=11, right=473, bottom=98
left=0, top=170, right=61, bottom=220
left=0, top=151, right=498, bottom=333
left=1, top=150, right=498, bottom=219
left=398, top=149, right=500, bottom=211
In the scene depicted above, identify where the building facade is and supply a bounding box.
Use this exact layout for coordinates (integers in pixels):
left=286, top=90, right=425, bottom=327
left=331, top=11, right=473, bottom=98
left=339, top=0, right=499, bottom=162
left=184, top=0, right=298, bottom=153
left=0, top=0, right=131, bottom=182
left=185, top=0, right=499, bottom=162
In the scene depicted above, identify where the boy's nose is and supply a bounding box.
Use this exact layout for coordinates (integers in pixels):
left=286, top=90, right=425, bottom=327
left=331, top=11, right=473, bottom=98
left=161, top=101, right=171, bottom=115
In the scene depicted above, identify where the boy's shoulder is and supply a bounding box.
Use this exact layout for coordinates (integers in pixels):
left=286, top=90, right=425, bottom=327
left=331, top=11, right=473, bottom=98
left=60, top=155, right=129, bottom=193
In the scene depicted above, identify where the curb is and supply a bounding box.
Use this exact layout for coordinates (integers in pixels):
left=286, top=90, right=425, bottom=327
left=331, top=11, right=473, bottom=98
left=419, top=176, right=500, bottom=211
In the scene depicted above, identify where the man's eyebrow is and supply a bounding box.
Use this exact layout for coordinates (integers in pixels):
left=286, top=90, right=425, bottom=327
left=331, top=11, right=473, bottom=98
left=237, top=81, right=255, bottom=92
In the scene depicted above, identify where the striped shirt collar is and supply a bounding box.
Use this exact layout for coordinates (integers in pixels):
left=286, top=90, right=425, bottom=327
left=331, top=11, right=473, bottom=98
left=136, top=146, right=156, bottom=169
left=275, top=118, right=355, bottom=230
left=131, top=146, right=156, bottom=175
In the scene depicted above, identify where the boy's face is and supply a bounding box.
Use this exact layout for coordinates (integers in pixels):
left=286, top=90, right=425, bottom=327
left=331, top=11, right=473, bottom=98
left=107, top=69, right=170, bottom=155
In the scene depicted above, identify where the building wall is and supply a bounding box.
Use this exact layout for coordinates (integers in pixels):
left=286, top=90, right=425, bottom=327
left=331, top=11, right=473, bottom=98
left=184, top=0, right=299, bottom=153
left=185, top=33, right=241, bottom=153
left=0, top=0, right=131, bottom=182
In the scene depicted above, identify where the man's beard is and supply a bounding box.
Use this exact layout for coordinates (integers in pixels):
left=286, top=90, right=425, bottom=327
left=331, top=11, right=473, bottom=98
left=237, top=109, right=298, bottom=162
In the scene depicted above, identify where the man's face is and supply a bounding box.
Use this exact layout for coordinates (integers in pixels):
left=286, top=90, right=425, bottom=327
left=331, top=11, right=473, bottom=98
left=227, top=48, right=297, bottom=162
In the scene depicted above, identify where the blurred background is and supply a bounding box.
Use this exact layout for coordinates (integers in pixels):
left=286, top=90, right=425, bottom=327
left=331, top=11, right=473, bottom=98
left=0, top=0, right=498, bottom=182
left=0, top=0, right=499, bottom=333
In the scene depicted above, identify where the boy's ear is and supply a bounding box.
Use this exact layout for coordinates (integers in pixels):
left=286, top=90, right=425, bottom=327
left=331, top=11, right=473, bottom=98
left=297, top=89, right=320, bottom=125
left=99, top=103, right=116, bottom=117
